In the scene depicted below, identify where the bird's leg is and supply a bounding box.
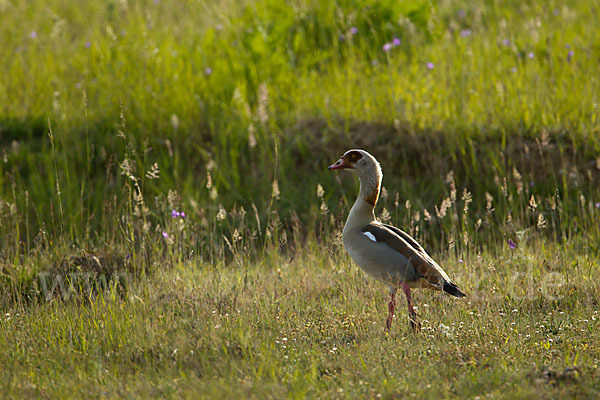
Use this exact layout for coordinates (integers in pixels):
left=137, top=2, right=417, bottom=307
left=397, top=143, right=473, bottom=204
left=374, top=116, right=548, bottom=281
left=385, top=288, right=397, bottom=331
left=400, top=283, right=421, bottom=332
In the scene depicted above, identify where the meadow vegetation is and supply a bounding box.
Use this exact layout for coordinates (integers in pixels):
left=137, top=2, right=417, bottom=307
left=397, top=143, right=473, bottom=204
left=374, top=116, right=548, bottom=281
left=0, top=0, right=599, bottom=398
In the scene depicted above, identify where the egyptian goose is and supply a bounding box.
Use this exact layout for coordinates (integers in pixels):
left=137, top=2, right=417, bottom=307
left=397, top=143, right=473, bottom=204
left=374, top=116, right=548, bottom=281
left=329, top=149, right=465, bottom=331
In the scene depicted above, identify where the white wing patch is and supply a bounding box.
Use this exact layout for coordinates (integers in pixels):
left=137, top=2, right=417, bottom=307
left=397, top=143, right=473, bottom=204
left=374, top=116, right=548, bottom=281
left=362, top=231, right=377, bottom=242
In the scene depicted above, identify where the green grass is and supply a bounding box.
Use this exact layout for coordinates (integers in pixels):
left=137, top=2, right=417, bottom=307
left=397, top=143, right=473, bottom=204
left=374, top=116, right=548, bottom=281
left=1, top=0, right=600, bottom=397
left=1, top=244, right=599, bottom=398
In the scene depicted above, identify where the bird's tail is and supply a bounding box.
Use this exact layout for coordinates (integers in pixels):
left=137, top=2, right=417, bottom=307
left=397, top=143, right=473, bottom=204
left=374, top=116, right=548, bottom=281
left=443, top=281, right=466, bottom=297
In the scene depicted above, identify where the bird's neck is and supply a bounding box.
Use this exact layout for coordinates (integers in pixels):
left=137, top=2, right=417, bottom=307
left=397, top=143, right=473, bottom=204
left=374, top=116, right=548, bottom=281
left=345, top=170, right=381, bottom=229
left=358, top=169, right=381, bottom=207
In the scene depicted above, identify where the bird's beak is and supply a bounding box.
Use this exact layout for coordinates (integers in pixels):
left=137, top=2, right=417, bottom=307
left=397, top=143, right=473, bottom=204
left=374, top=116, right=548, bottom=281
left=328, top=158, right=348, bottom=170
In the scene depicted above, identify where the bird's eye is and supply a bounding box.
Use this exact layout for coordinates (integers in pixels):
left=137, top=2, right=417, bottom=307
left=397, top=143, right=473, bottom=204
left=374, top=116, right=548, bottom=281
left=346, top=151, right=362, bottom=162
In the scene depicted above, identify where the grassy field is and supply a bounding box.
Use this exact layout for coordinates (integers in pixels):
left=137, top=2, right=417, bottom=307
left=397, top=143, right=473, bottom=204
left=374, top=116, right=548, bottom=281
left=1, top=0, right=600, bottom=398
left=1, top=245, right=599, bottom=398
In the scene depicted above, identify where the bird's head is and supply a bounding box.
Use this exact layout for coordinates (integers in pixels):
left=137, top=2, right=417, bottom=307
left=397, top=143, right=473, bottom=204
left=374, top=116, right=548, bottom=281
left=328, top=149, right=383, bottom=206
left=328, top=149, right=380, bottom=176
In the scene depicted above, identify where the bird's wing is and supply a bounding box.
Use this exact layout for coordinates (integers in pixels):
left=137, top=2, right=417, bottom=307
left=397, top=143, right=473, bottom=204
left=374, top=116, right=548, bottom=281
left=381, top=223, right=426, bottom=253
left=361, top=222, right=450, bottom=288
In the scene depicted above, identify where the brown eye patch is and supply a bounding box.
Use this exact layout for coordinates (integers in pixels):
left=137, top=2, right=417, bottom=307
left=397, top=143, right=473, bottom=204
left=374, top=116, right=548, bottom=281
left=343, top=151, right=363, bottom=162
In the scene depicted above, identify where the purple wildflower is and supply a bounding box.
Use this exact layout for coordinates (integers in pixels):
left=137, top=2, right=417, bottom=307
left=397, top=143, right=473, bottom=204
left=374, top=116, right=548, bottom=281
left=30, top=31, right=37, bottom=39
left=511, top=67, right=517, bottom=73
left=458, top=259, right=464, bottom=263
left=528, top=52, right=534, bottom=59
left=85, top=41, right=91, bottom=48
left=595, top=202, right=600, bottom=208
left=171, top=209, right=185, bottom=218
left=460, top=29, right=471, bottom=38
left=529, top=181, right=535, bottom=187
left=383, top=43, right=392, bottom=52
left=502, top=39, right=510, bottom=46
left=392, top=37, right=401, bottom=46
left=508, top=239, right=517, bottom=250
left=205, top=67, right=212, bottom=75
left=162, top=231, right=169, bottom=239
left=565, top=43, right=571, bottom=49
left=426, top=62, right=434, bottom=70
left=75, top=82, right=82, bottom=89
left=457, top=9, right=466, bottom=18
left=567, top=50, right=574, bottom=61
left=350, top=26, right=358, bottom=35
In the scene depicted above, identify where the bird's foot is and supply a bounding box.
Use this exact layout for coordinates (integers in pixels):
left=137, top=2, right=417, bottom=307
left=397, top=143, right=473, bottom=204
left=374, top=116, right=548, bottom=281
left=408, top=311, right=421, bottom=333
left=386, top=314, right=394, bottom=331
left=408, top=316, right=421, bottom=333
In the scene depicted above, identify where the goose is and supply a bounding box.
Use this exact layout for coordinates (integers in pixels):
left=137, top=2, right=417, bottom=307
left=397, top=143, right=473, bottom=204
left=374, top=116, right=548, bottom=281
left=329, top=149, right=465, bottom=331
